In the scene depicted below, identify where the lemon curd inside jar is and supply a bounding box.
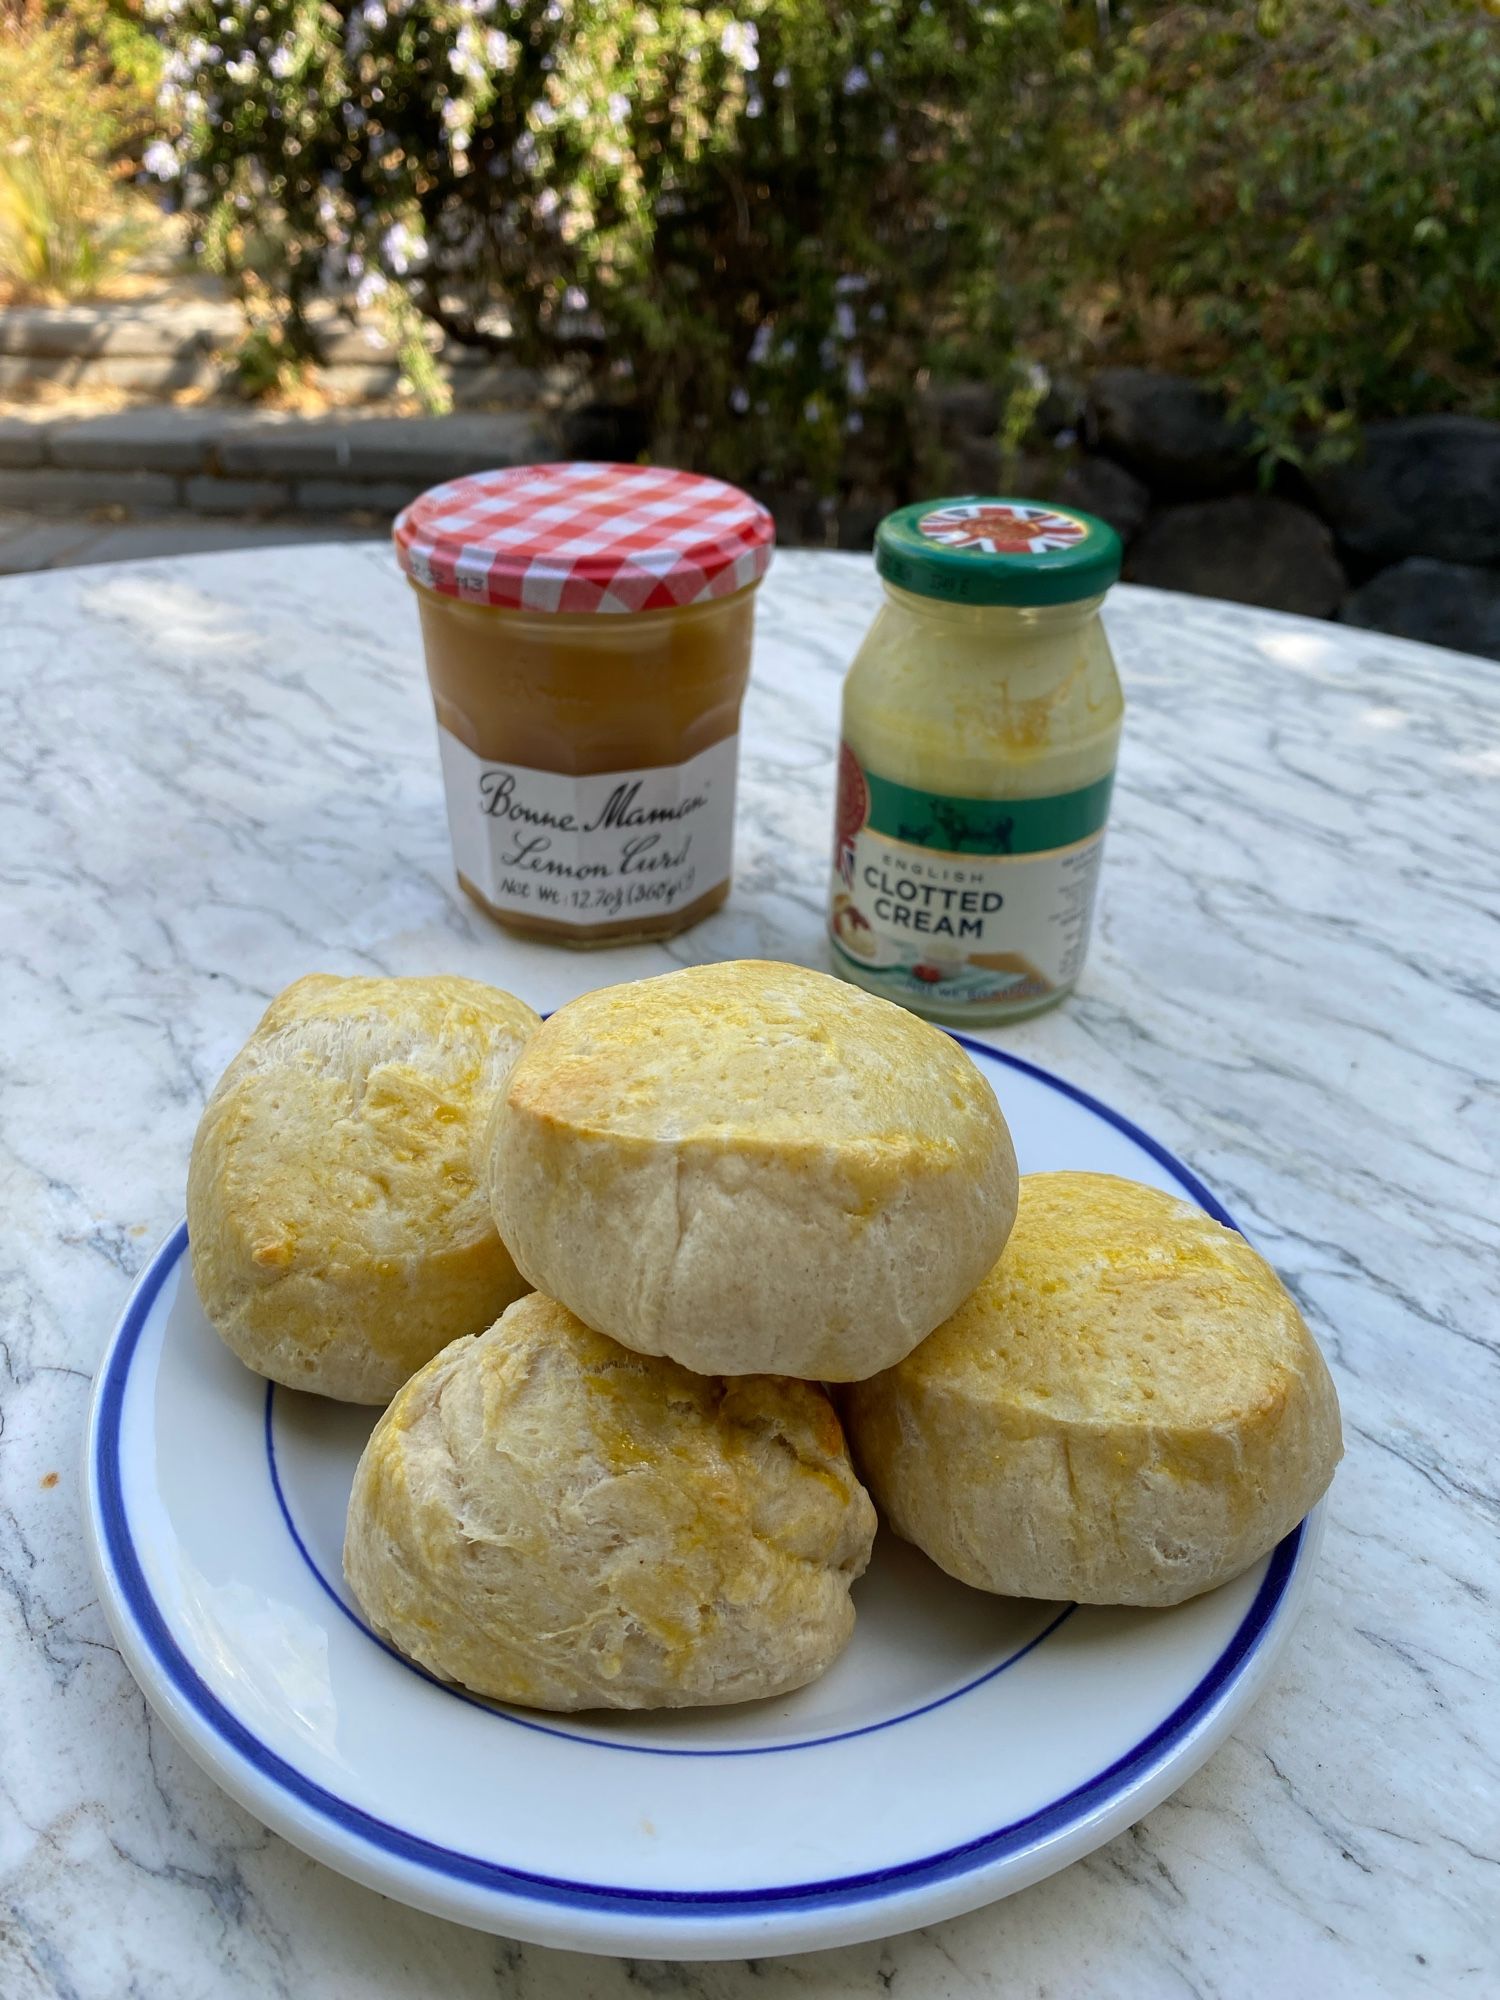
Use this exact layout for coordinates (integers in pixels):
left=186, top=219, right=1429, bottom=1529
left=395, top=462, right=774, bottom=947
left=829, top=498, right=1124, bottom=1024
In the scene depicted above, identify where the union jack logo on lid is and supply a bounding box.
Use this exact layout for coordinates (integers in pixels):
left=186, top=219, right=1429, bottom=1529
left=918, top=502, right=1089, bottom=555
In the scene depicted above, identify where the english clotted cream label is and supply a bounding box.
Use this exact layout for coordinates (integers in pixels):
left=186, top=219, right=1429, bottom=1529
left=438, top=730, right=738, bottom=926
left=829, top=744, right=1112, bottom=1010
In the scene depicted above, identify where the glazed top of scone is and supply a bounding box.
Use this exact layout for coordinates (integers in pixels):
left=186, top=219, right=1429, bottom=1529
left=206, top=973, right=538, bottom=1262
left=899, top=1171, right=1319, bottom=1428
left=501, top=958, right=1006, bottom=1170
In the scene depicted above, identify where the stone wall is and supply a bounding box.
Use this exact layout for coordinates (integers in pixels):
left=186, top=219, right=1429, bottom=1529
left=5, top=295, right=1497, bottom=658
left=932, top=370, right=1500, bottom=661
left=0, top=407, right=553, bottom=523
left=0, top=297, right=555, bottom=406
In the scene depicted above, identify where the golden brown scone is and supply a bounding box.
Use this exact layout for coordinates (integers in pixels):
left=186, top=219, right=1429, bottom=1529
left=188, top=973, right=540, bottom=1403
left=484, top=960, right=1018, bottom=1380
left=844, top=1173, right=1342, bottom=1607
left=343, top=1292, right=878, bottom=1710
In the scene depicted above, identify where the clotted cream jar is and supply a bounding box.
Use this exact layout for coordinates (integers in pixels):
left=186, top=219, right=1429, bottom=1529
left=829, top=497, right=1124, bottom=1023
left=395, top=462, right=774, bottom=947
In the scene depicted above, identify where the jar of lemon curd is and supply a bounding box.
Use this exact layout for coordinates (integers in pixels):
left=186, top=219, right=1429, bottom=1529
left=395, top=462, right=774, bottom=946
left=828, top=498, right=1124, bottom=1024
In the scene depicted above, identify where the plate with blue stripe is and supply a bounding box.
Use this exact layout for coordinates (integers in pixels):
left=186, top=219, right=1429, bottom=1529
left=83, top=1039, right=1323, bottom=1958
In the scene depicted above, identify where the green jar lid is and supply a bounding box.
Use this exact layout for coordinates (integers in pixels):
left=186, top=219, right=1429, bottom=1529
left=875, top=496, right=1122, bottom=606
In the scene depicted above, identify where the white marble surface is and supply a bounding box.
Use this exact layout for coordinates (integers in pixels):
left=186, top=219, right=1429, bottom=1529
left=2, top=546, right=1497, bottom=1998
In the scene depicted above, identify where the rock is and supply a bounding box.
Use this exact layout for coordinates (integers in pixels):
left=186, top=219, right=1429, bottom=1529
left=943, top=432, right=1002, bottom=493
left=927, top=380, right=1000, bottom=440
left=757, top=482, right=828, bottom=549
left=1339, top=558, right=1500, bottom=660
left=1085, top=369, right=1258, bottom=497
left=1049, top=456, right=1151, bottom=542
left=1307, top=416, right=1500, bottom=567
left=835, top=496, right=892, bottom=551
left=1035, top=373, right=1086, bottom=439
left=560, top=398, right=651, bottom=462
left=1125, top=496, right=1346, bottom=617
left=989, top=450, right=1151, bottom=541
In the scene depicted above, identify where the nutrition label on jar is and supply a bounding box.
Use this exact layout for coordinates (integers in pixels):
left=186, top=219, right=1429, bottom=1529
left=438, top=731, right=738, bottom=926
left=829, top=746, right=1113, bottom=1011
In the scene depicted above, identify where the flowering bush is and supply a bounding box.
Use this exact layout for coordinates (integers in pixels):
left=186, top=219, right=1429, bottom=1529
left=153, top=2, right=1498, bottom=491
left=149, top=1, right=1059, bottom=496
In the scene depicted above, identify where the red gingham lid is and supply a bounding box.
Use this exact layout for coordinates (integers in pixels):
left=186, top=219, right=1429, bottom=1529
left=393, top=461, right=775, bottom=614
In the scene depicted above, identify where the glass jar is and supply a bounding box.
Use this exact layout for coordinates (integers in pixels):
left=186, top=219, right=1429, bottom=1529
left=829, top=498, right=1124, bottom=1024
left=395, top=462, right=773, bottom=947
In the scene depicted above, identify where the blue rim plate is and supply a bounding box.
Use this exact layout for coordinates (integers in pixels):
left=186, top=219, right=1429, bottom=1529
left=82, top=1041, right=1324, bottom=1958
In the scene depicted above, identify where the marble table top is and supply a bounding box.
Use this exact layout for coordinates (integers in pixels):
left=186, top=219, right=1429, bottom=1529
left=3, top=546, right=1496, bottom=1999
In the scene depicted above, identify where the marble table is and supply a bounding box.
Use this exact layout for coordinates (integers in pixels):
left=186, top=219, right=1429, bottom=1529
left=3, top=547, right=1496, bottom=1999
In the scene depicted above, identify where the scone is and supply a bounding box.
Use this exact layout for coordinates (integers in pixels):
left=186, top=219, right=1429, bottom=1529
left=844, top=1173, right=1342, bottom=1607
left=188, top=973, right=539, bottom=1403
left=343, top=1292, right=878, bottom=1710
left=484, top=959, right=1018, bottom=1380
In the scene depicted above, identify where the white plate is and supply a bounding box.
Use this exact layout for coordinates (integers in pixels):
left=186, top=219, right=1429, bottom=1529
left=84, top=1040, right=1324, bottom=1959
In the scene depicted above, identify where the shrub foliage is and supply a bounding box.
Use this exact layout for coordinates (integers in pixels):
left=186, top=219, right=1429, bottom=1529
left=1032, top=0, right=1500, bottom=459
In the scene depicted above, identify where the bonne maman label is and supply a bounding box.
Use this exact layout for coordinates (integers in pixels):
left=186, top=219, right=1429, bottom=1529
left=438, top=731, right=738, bottom=926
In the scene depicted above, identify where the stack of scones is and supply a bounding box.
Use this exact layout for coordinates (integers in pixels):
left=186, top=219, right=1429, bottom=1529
left=188, top=960, right=1341, bottom=1713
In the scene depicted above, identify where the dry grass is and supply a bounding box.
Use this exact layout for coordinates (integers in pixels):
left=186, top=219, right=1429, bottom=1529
left=0, top=7, right=165, bottom=305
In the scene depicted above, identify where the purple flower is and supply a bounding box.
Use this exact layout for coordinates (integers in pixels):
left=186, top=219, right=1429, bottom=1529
left=142, top=139, right=180, bottom=180
left=720, top=23, right=758, bottom=71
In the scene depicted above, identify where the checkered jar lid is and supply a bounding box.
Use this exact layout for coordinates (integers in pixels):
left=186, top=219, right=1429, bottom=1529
left=393, top=461, right=775, bottom=614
